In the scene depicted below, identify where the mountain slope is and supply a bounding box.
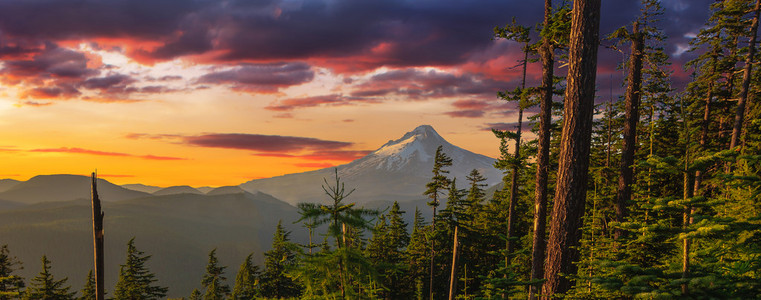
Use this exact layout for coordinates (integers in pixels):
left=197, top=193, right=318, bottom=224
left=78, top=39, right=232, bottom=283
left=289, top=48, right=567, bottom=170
left=153, top=185, right=203, bottom=196
left=206, top=186, right=246, bottom=195
left=0, top=175, right=150, bottom=204
left=240, top=125, right=502, bottom=205
left=121, top=183, right=164, bottom=194
left=0, top=179, right=20, bottom=193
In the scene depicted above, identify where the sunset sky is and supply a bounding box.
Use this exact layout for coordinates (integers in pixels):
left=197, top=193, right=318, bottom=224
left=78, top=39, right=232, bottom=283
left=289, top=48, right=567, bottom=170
left=0, top=0, right=711, bottom=187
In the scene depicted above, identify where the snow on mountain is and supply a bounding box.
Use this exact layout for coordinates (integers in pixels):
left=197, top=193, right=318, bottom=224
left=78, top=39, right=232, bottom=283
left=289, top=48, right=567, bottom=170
left=239, top=125, right=502, bottom=206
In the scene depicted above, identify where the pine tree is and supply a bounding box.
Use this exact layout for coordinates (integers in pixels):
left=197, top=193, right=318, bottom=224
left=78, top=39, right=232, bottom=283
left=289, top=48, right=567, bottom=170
left=405, top=207, right=429, bottom=299
left=261, top=221, right=301, bottom=299
left=529, top=5, right=572, bottom=297
left=366, top=201, right=411, bottom=299
left=495, top=17, right=534, bottom=261
left=730, top=0, right=760, bottom=152
left=79, top=270, right=95, bottom=300
left=543, top=0, right=602, bottom=296
left=612, top=20, right=645, bottom=241
left=200, top=249, right=229, bottom=300
left=231, top=253, right=260, bottom=300
left=113, top=238, right=168, bottom=300
left=188, top=289, right=201, bottom=300
left=423, top=145, right=452, bottom=299
left=465, top=170, right=487, bottom=220
left=293, top=169, right=378, bottom=298
left=0, top=245, right=24, bottom=300
left=23, top=255, right=75, bottom=300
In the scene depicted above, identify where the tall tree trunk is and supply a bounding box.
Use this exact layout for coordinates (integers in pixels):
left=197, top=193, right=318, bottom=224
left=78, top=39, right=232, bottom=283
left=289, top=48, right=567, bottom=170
left=448, top=226, right=460, bottom=300
left=529, top=1, right=555, bottom=299
left=430, top=197, right=437, bottom=300
left=730, top=0, right=760, bottom=151
left=507, top=42, right=528, bottom=257
left=91, top=173, right=105, bottom=300
left=694, top=57, right=717, bottom=197
left=681, top=155, right=694, bottom=296
left=614, top=22, right=644, bottom=240
left=541, top=0, right=601, bottom=297
left=679, top=96, right=694, bottom=295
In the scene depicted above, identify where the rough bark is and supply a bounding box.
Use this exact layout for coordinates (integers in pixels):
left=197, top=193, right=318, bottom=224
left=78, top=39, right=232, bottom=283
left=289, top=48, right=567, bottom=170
left=541, top=0, right=601, bottom=297
left=730, top=0, right=760, bottom=151
left=614, top=22, right=644, bottom=240
left=91, top=173, right=105, bottom=300
left=529, top=1, right=554, bottom=299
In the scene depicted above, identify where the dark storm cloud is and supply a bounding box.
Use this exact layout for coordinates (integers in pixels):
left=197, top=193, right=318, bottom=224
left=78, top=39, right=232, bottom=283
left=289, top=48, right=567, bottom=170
left=0, top=0, right=720, bottom=104
left=1, top=43, right=95, bottom=80
left=265, top=95, right=349, bottom=111
left=0, top=0, right=205, bottom=40
left=0, top=0, right=541, bottom=70
left=353, top=68, right=507, bottom=100
left=25, top=84, right=80, bottom=99
left=81, top=74, right=136, bottom=90
left=176, top=132, right=372, bottom=162
left=183, top=133, right=353, bottom=152
left=197, top=62, right=314, bottom=93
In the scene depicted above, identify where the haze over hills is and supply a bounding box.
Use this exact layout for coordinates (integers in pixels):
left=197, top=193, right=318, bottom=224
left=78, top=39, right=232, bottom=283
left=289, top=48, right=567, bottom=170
left=0, top=179, right=20, bottom=192
left=121, top=183, right=163, bottom=194
left=0, top=125, right=504, bottom=296
left=153, top=185, right=203, bottom=196
left=239, top=125, right=502, bottom=205
left=0, top=175, right=150, bottom=204
left=207, top=186, right=247, bottom=195
left=0, top=190, right=304, bottom=298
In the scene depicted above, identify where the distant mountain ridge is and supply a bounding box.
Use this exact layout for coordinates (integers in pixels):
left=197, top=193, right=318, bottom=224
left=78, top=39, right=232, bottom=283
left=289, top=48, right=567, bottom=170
left=0, top=174, right=150, bottom=204
left=0, top=179, right=20, bottom=193
left=0, top=125, right=501, bottom=297
left=121, top=183, right=163, bottom=194
left=239, top=125, right=502, bottom=205
left=153, top=185, right=203, bottom=196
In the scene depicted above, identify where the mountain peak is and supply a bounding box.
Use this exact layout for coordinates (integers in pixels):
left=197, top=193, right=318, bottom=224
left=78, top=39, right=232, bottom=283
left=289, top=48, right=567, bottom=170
left=239, top=124, right=502, bottom=205
left=380, top=125, right=444, bottom=148
left=373, top=125, right=448, bottom=163
left=412, top=124, right=436, bottom=134
left=401, top=124, right=441, bottom=141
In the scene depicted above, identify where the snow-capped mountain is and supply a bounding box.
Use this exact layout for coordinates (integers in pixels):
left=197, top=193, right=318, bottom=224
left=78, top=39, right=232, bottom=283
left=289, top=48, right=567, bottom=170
left=239, top=125, right=502, bottom=205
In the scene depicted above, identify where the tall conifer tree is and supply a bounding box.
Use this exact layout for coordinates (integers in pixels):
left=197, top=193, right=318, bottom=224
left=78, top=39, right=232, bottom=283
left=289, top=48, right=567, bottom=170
left=200, top=249, right=229, bottom=300
left=261, top=221, right=301, bottom=299
left=23, top=256, right=74, bottom=300
left=113, top=238, right=168, bottom=300
left=231, top=253, right=260, bottom=300
left=79, top=270, right=95, bottom=300
left=543, top=0, right=601, bottom=296
left=0, top=245, right=24, bottom=300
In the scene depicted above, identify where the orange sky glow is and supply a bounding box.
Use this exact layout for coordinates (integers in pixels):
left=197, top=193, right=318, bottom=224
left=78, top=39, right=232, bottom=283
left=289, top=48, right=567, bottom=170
left=0, top=0, right=710, bottom=187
